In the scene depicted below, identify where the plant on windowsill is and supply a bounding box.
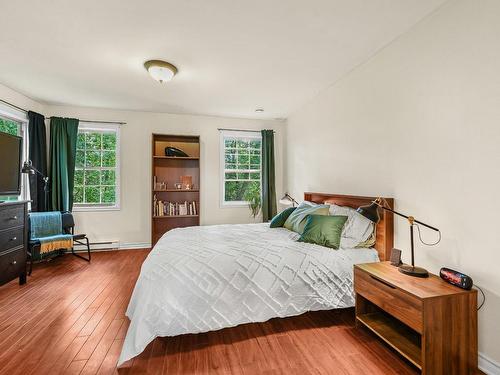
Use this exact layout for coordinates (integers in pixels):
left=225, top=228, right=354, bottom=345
left=244, top=185, right=261, bottom=218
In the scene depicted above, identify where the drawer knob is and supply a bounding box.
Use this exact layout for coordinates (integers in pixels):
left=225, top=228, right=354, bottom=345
left=10, top=216, right=18, bottom=220
left=11, top=260, right=17, bottom=265
left=10, top=237, right=17, bottom=241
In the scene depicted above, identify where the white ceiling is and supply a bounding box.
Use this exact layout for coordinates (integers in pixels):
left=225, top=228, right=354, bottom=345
left=0, top=0, right=446, bottom=119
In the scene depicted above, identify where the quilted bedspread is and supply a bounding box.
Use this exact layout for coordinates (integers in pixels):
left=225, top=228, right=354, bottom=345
left=118, top=223, right=379, bottom=365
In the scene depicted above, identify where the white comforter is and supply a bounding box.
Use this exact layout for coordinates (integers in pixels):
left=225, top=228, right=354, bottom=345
left=118, top=223, right=378, bottom=365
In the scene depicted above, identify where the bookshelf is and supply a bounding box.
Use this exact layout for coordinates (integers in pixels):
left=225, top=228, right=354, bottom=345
left=151, top=134, right=200, bottom=246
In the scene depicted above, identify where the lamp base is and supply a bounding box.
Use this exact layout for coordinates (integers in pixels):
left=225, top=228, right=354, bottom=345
left=398, top=264, right=429, bottom=278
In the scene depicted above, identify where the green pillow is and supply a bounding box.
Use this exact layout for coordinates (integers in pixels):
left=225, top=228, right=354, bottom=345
left=283, top=202, right=330, bottom=234
left=270, top=207, right=296, bottom=228
left=298, top=215, right=348, bottom=249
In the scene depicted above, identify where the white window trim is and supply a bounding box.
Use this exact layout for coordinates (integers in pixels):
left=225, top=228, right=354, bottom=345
left=73, top=122, right=121, bottom=212
left=219, top=130, right=261, bottom=208
left=0, top=104, right=29, bottom=201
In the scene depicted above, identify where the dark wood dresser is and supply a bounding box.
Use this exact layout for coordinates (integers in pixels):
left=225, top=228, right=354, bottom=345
left=355, top=261, right=478, bottom=375
left=0, top=200, right=29, bottom=286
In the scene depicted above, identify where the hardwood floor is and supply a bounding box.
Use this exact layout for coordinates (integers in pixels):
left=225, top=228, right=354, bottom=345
left=0, top=249, right=419, bottom=375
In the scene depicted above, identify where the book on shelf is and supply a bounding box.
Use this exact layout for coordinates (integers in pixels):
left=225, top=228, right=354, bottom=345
left=153, top=196, right=197, bottom=217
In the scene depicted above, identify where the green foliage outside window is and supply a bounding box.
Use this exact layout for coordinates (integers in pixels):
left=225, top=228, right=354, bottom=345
left=74, top=130, right=118, bottom=206
left=0, top=118, right=19, bottom=136
left=224, top=136, right=261, bottom=202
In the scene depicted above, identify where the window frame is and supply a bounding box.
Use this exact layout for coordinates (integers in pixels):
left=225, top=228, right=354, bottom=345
left=0, top=104, right=29, bottom=202
left=219, top=130, right=262, bottom=207
left=73, top=122, right=121, bottom=212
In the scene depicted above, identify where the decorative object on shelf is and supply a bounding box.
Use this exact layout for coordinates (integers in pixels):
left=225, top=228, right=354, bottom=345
left=181, top=175, right=193, bottom=190
left=144, top=60, right=178, bottom=83
left=279, top=193, right=299, bottom=207
left=153, top=176, right=166, bottom=190
left=165, top=146, right=189, bottom=157
left=174, top=183, right=182, bottom=190
left=356, top=198, right=441, bottom=278
left=22, top=160, right=50, bottom=206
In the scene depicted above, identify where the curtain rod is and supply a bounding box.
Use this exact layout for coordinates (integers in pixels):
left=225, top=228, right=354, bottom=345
left=218, top=128, right=275, bottom=133
left=46, top=117, right=126, bottom=125
left=0, top=98, right=126, bottom=125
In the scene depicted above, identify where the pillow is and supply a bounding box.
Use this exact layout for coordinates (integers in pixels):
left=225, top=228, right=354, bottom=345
left=298, top=215, right=348, bottom=249
left=270, top=207, right=296, bottom=228
left=325, top=203, right=375, bottom=248
left=283, top=201, right=330, bottom=234
left=356, top=228, right=377, bottom=248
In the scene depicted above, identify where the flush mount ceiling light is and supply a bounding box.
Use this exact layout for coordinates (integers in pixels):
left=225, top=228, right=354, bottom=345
left=144, top=60, right=178, bottom=83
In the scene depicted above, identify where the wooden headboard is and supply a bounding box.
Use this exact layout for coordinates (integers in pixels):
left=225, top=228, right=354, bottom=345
left=304, top=192, right=394, bottom=261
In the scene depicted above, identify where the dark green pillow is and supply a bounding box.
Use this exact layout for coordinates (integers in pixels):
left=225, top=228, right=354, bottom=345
left=270, top=207, right=297, bottom=228
left=298, top=215, right=348, bottom=249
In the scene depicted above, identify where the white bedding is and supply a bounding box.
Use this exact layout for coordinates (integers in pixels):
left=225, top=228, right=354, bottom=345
left=118, top=223, right=379, bottom=365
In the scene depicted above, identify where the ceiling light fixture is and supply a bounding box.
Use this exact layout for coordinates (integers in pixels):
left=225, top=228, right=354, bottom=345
left=255, top=108, right=264, bottom=113
left=144, top=60, right=178, bottom=83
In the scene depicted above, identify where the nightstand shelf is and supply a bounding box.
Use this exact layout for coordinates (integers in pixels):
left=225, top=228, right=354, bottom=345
left=357, top=310, right=421, bottom=369
left=354, top=261, right=478, bottom=375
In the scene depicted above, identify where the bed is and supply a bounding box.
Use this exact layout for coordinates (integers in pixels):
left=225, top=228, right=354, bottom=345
left=118, top=193, right=394, bottom=366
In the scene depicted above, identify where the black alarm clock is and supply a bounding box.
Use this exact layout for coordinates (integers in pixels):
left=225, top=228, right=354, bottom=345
left=439, top=267, right=473, bottom=290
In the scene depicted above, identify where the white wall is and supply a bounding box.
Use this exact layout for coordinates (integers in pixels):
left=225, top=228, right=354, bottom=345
left=45, top=105, right=285, bottom=247
left=285, top=0, right=500, bottom=369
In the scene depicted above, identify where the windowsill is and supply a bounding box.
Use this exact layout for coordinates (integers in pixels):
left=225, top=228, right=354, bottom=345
left=73, top=205, right=121, bottom=212
left=220, top=201, right=250, bottom=208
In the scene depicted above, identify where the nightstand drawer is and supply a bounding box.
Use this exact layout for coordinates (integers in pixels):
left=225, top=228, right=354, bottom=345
left=355, top=267, right=423, bottom=333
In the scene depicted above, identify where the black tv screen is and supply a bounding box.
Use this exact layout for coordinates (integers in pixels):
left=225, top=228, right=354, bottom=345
left=0, top=132, right=22, bottom=195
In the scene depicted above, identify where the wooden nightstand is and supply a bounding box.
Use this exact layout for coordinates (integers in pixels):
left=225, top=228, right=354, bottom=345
left=354, top=261, right=478, bottom=374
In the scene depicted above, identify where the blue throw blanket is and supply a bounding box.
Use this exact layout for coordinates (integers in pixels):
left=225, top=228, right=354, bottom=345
left=30, top=212, right=73, bottom=255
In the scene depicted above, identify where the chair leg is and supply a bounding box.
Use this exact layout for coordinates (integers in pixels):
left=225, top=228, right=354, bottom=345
left=71, top=238, right=91, bottom=262
left=27, top=250, right=33, bottom=276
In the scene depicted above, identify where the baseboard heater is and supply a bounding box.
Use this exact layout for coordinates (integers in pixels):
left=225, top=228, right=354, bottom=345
left=73, top=240, right=119, bottom=252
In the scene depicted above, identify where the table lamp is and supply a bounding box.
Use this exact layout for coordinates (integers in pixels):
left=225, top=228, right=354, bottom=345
left=356, top=198, right=440, bottom=278
left=279, top=193, right=299, bottom=207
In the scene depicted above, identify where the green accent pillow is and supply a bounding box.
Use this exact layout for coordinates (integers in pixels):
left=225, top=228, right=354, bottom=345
left=270, top=207, right=296, bottom=228
left=283, top=202, right=330, bottom=234
left=298, top=215, right=348, bottom=249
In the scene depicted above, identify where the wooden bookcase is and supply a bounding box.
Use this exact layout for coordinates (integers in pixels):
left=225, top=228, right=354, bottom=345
left=151, top=134, right=200, bottom=246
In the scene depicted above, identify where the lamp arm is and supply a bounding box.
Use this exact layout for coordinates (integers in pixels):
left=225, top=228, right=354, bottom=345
left=376, top=199, right=439, bottom=232
left=285, top=193, right=299, bottom=205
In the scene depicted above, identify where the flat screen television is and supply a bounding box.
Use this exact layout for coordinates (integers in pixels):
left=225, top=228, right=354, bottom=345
left=0, top=132, right=22, bottom=196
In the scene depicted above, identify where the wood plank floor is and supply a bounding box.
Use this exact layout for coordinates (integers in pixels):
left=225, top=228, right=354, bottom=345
left=0, top=249, right=420, bottom=375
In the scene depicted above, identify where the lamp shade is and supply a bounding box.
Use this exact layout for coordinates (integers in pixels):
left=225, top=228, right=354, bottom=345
left=279, top=196, right=294, bottom=206
left=21, top=161, right=34, bottom=174
left=356, top=202, right=380, bottom=223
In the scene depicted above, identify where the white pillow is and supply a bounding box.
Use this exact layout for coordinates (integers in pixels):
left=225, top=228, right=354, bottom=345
left=326, top=203, right=374, bottom=248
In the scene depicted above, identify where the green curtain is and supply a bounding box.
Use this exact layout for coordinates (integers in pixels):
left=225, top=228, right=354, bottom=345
left=261, top=129, right=277, bottom=221
left=49, top=117, right=79, bottom=212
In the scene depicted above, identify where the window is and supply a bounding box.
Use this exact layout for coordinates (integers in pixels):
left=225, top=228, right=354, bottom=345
left=0, top=117, right=21, bottom=136
left=0, top=107, right=28, bottom=202
left=220, top=130, right=261, bottom=206
left=74, top=123, right=120, bottom=210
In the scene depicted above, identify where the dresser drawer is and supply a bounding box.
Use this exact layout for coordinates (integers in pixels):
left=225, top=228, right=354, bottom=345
left=354, top=267, right=423, bottom=333
left=0, top=227, right=24, bottom=253
left=0, top=248, right=25, bottom=284
left=0, top=205, right=24, bottom=231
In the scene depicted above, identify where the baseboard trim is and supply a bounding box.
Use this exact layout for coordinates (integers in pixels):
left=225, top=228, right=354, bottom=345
left=479, top=352, right=500, bottom=375
left=73, top=241, right=151, bottom=252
